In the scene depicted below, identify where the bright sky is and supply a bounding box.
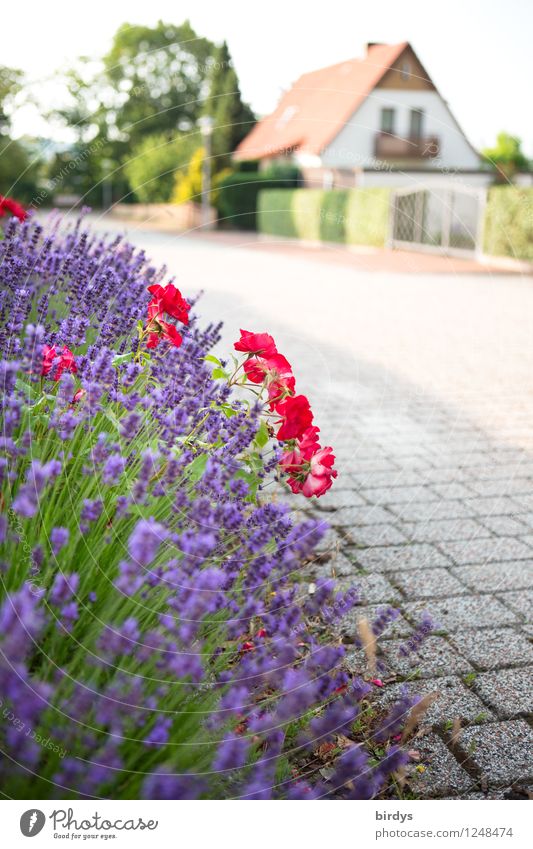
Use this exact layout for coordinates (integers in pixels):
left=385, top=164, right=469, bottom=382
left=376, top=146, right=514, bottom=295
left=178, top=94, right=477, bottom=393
left=3, top=0, right=532, bottom=154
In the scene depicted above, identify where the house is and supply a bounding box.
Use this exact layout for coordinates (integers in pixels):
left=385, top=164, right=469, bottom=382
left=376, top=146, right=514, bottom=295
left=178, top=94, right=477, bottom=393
left=235, top=42, right=488, bottom=189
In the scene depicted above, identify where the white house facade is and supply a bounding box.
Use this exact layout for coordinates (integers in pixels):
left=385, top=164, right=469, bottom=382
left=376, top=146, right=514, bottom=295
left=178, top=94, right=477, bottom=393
left=235, top=43, right=490, bottom=190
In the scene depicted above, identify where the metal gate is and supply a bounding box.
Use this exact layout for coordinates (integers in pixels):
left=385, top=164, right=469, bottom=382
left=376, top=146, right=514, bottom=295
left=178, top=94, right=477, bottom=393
left=389, top=185, right=486, bottom=258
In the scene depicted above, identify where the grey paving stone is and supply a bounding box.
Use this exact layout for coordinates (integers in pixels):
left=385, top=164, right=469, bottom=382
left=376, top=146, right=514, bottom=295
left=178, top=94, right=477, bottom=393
left=363, top=485, right=439, bottom=505
left=308, top=553, right=358, bottom=580
left=351, top=524, right=408, bottom=547
left=477, top=515, right=531, bottom=537
left=314, top=489, right=368, bottom=511
left=351, top=573, right=401, bottom=605
left=405, top=596, right=516, bottom=632
left=498, top=590, right=533, bottom=621
left=315, top=527, right=342, bottom=556
left=457, top=721, right=533, bottom=784
left=462, top=496, right=525, bottom=518
left=353, top=543, right=452, bottom=573
left=355, top=470, right=424, bottom=489
left=390, top=500, right=474, bottom=523
left=403, top=519, right=486, bottom=544
left=339, top=606, right=413, bottom=642
left=332, top=504, right=395, bottom=527
left=406, top=733, right=473, bottom=798
left=449, top=628, right=533, bottom=670
left=393, top=568, right=468, bottom=599
left=452, top=561, right=533, bottom=594
left=431, top=483, right=476, bottom=500
left=472, top=667, right=533, bottom=719
left=373, top=676, right=494, bottom=727
left=382, top=637, right=474, bottom=679
left=469, top=478, right=533, bottom=498
left=438, top=536, right=533, bottom=566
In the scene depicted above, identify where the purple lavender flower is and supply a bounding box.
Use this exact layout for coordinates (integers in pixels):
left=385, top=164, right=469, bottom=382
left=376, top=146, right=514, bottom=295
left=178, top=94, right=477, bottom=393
left=50, top=527, right=69, bottom=555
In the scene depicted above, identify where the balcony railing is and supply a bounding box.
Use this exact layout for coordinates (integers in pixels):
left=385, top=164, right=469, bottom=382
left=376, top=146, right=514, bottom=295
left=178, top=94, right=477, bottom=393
left=374, top=133, right=440, bottom=159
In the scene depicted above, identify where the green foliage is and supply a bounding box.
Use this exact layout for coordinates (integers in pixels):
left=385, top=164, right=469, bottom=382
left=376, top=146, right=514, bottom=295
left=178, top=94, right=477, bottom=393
left=124, top=132, right=200, bottom=203
left=0, top=134, right=41, bottom=202
left=172, top=146, right=205, bottom=204
left=103, top=21, right=215, bottom=147
left=344, top=188, right=391, bottom=246
left=482, top=132, right=530, bottom=175
left=0, top=65, right=22, bottom=134
left=262, top=162, right=302, bottom=185
left=202, top=41, right=256, bottom=169
left=319, top=190, right=349, bottom=243
left=216, top=172, right=297, bottom=230
left=292, top=190, right=323, bottom=241
left=483, top=187, right=533, bottom=260
left=256, top=189, right=298, bottom=238
left=258, top=188, right=391, bottom=246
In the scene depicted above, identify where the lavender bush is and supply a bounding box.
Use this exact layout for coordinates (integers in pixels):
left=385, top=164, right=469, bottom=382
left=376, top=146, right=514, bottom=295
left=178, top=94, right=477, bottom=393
left=0, top=214, right=415, bottom=799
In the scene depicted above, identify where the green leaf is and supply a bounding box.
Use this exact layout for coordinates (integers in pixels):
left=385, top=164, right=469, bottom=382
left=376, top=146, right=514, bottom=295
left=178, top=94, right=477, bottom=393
left=254, top=420, right=269, bottom=448
left=185, top=453, right=208, bottom=484
left=217, top=403, right=237, bottom=419
left=211, top=367, right=229, bottom=380
left=203, top=354, right=222, bottom=366
left=112, top=351, right=135, bottom=367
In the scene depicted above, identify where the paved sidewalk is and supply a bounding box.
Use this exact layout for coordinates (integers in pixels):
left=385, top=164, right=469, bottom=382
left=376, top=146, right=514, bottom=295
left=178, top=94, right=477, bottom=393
left=88, top=216, right=533, bottom=798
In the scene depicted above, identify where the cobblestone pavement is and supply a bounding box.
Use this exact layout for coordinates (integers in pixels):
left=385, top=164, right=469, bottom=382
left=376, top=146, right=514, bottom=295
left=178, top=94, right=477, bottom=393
left=91, top=217, right=533, bottom=798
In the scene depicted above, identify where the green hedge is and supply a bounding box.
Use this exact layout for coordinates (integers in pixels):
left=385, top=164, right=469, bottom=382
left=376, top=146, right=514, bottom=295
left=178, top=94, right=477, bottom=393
left=216, top=171, right=300, bottom=230
left=257, top=187, right=391, bottom=246
left=483, top=187, right=533, bottom=261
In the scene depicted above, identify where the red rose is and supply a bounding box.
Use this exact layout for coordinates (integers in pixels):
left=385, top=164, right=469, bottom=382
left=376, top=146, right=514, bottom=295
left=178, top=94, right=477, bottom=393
left=41, top=344, right=57, bottom=377
left=147, top=284, right=189, bottom=325
left=146, top=317, right=183, bottom=350
left=275, top=394, right=313, bottom=441
left=244, top=353, right=296, bottom=407
left=41, top=344, right=77, bottom=381
left=147, top=284, right=190, bottom=325
left=145, top=294, right=185, bottom=349
left=283, top=444, right=337, bottom=499
left=234, top=329, right=277, bottom=357
left=300, top=446, right=337, bottom=497
left=0, top=195, right=27, bottom=222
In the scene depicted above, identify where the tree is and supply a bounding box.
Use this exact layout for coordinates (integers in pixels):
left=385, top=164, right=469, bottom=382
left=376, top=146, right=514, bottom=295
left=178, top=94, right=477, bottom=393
left=123, top=131, right=200, bottom=203
left=483, top=132, right=530, bottom=179
left=0, top=65, right=23, bottom=134
left=203, top=41, right=256, bottom=169
left=103, top=20, right=215, bottom=147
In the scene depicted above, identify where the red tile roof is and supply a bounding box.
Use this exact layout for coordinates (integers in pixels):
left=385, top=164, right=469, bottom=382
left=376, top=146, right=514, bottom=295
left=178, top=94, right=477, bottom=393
left=235, top=42, right=409, bottom=160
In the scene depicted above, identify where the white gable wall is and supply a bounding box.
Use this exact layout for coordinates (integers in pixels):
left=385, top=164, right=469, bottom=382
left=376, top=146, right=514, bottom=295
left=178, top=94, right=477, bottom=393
left=321, top=89, right=480, bottom=171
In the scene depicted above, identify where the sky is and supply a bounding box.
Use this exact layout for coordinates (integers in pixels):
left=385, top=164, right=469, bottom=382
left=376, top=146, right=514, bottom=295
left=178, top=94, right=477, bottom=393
left=2, top=0, right=532, bottom=154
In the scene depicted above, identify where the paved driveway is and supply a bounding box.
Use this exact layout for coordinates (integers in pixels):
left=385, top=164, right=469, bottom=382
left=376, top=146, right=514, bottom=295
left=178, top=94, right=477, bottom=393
left=89, top=216, right=533, bottom=798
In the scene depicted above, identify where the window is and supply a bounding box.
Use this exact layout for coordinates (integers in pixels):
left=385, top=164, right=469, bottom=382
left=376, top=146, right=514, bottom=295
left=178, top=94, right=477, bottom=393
left=400, top=61, right=410, bottom=81
left=409, top=109, right=424, bottom=138
left=380, top=108, right=395, bottom=134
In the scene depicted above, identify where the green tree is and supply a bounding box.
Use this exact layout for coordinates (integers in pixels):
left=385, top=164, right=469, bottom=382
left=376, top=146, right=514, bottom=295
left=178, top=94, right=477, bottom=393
left=203, top=41, right=256, bottom=169
left=103, top=20, right=215, bottom=147
left=123, top=131, right=200, bottom=203
left=0, top=66, right=41, bottom=201
left=483, top=132, right=530, bottom=178
left=0, top=65, right=23, bottom=134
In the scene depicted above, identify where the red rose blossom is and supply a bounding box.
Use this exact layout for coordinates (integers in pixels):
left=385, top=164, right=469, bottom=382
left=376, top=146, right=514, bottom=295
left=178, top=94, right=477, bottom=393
left=282, top=444, right=337, bottom=498
left=41, top=344, right=77, bottom=381
left=275, top=394, right=313, bottom=441
left=147, top=284, right=190, bottom=325
left=234, top=329, right=277, bottom=357
left=0, top=195, right=27, bottom=222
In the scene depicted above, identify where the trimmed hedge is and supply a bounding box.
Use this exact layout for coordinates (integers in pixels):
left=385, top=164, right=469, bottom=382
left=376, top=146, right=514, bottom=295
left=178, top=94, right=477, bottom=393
left=258, top=188, right=391, bottom=246
left=217, top=171, right=300, bottom=230
left=483, top=187, right=533, bottom=261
